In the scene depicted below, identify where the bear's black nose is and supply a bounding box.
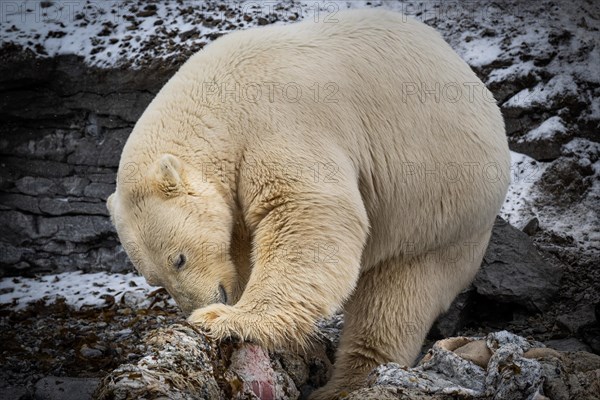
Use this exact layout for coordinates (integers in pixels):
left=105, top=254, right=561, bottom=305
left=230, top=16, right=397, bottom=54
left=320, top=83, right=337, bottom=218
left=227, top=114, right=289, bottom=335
left=218, top=284, right=228, bottom=304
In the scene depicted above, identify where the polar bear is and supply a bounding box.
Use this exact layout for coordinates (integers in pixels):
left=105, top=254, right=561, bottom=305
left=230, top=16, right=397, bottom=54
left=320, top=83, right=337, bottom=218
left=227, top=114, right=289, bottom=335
left=107, top=8, right=510, bottom=399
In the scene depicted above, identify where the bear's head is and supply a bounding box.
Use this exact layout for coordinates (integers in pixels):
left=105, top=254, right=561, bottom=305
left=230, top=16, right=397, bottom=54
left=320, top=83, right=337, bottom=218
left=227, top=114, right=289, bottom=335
left=107, top=154, right=239, bottom=314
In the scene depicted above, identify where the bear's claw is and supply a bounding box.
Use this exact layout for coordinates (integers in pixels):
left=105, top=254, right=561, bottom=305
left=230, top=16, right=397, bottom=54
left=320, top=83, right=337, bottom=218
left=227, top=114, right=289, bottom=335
left=187, top=303, right=312, bottom=350
left=187, top=303, right=265, bottom=345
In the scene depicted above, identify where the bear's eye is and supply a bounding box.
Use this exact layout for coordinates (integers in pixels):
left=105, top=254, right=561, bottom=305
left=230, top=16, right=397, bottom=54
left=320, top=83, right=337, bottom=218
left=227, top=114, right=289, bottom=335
left=173, top=254, right=186, bottom=270
left=218, top=284, right=228, bottom=304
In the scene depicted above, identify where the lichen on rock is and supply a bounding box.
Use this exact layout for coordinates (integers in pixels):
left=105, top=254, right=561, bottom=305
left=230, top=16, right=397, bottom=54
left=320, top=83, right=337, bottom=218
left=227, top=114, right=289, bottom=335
left=365, top=330, right=600, bottom=400
left=94, top=324, right=223, bottom=399
left=94, top=322, right=600, bottom=399
left=95, top=323, right=311, bottom=400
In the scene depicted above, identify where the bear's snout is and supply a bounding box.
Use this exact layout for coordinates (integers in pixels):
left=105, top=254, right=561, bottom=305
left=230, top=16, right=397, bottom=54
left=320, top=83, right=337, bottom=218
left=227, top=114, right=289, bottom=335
left=170, top=284, right=229, bottom=315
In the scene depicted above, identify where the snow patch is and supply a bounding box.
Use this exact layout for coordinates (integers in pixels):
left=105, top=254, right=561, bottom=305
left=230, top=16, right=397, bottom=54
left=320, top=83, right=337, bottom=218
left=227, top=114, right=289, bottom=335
left=486, top=61, right=536, bottom=85
left=0, top=271, right=168, bottom=310
left=562, top=138, right=600, bottom=160
left=518, top=116, right=567, bottom=143
left=457, top=36, right=503, bottom=67
left=500, top=151, right=549, bottom=229
left=502, top=145, right=600, bottom=254
left=0, top=1, right=284, bottom=68
left=504, top=75, right=577, bottom=108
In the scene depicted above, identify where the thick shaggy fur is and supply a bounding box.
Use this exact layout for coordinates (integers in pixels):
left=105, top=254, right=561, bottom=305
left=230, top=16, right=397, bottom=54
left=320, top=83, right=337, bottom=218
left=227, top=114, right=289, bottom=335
left=108, top=9, right=510, bottom=399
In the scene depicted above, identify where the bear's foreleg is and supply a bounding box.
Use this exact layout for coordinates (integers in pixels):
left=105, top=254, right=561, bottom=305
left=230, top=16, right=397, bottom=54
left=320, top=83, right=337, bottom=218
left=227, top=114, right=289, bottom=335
left=189, top=177, right=369, bottom=351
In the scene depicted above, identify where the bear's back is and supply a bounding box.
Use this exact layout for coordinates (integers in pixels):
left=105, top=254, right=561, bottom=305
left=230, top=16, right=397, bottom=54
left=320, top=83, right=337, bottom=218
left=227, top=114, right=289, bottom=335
left=134, top=9, right=510, bottom=260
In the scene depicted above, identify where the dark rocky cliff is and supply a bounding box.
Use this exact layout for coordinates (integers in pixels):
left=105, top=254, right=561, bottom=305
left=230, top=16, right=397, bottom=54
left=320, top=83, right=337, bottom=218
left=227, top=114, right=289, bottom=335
left=0, top=48, right=178, bottom=276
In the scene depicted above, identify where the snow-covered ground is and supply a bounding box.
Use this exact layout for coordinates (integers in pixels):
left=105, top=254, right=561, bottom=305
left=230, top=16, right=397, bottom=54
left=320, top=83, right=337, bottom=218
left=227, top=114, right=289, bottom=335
left=1, top=1, right=389, bottom=67
left=501, top=151, right=550, bottom=228
left=0, top=271, right=166, bottom=310
left=502, top=141, right=600, bottom=254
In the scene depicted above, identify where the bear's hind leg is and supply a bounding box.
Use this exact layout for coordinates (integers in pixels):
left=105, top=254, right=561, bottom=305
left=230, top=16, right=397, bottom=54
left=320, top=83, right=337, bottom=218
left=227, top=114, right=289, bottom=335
left=310, top=232, right=491, bottom=399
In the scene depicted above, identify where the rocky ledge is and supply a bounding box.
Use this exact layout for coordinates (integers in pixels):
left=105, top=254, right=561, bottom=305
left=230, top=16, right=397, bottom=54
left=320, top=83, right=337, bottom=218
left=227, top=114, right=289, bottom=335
left=94, top=323, right=600, bottom=400
left=0, top=50, right=175, bottom=276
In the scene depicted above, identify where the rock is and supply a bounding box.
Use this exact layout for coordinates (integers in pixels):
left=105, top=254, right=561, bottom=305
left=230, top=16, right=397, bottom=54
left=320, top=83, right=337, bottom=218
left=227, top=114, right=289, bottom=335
left=0, top=193, right=42, bottom=214
left=580, top=323, right=600, bottom=355
left=0, top=51, right=175, bottom=276
left=275, top=351, right=310, bottom=389
left=538, top=351, right=600, bottom=400
left=137, top=9, right=157, bottom=18
left=522, top=217, right=540, bottom=236
left=63, top=92, right=153, bottom=124
left=545, top=338, right=593, bottom=353
left=97, top=246, right=134, bottom=273
left=66, top=129, right=130, bottom=168
left=1, top=193, right=110, bottom=216
left=179, top=28, right=198, bottom=41
left=59, top=176, right=90, bottom=196
left=353, top=331, right=600, bottom=400
left=485, top=343, right=544, bottom=399
left=95, top=324, right=222, bottom=399
left=509, top=116, right=571, bottom=161
left=37, top=216, right=114, bottom=242
left=556, top=303, right=596, bottom=334
left=94, top=323, right=314, bottom=400
left=346, top=386, right=442, bottom=399
left=82, top=183, right=114, bottom=200
left=0, top=242, right=23, bottom=264
left=79, top=344, right=103, bottom=359
left=473, top=217, right=562, bottom=312
left=316, top=312, right=343, bottom=360
left=0, top=211, right=36, bottom=245
left=15, top=176, right=57, bottom=196
left=34, top=376, right=99, bottom=400
left=0, top=385, right=29, bottom=400
left=429, top=288, right=473, bottom=339
left=120, top=290, right=149, bottom=308
left=3, top=158, right=73, bottom=179
left=538, top=157, right=595, bottom=206
left=38, top=198, right=109, bottom=216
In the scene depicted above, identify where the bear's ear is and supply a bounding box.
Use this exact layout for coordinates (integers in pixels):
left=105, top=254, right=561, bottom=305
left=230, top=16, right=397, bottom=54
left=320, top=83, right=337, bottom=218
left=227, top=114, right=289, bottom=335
left=106, top=193, right=115, bottom=215
left=153, top=154, right=187, bottom=197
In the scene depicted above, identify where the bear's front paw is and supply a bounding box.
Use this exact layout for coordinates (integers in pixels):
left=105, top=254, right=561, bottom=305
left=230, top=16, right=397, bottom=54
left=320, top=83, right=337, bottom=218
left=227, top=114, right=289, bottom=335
left=187, top=303, right=312, bottom=350
left=188, top=303, right=244, bottom=341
